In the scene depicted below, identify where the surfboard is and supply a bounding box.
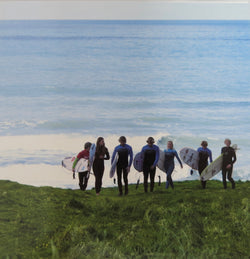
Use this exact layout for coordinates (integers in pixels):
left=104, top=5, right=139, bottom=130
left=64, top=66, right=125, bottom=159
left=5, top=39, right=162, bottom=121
left=200, top=155, right=223, bottom=181
left=75, top=158, right=89, bottom=172
left=62, top=156, right=76, bottom=171
left=133, top=152, right=143, bottom=172
left=201, top=144, right=238, bottom=181
left=89, top=143, right=96, bottom=170
left=180, top=147, right=199, bottom=170
left=157, top=150, right=166, bottom=172
left=110, top=153, right=118, bottom=178
left=62, top=157, right=88, bottom=173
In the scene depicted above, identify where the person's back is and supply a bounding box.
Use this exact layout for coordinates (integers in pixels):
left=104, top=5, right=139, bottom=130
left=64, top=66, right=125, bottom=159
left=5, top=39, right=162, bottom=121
left=198, top=148, right=210, bottom=168
left=143, top=145, right=157, bottom=167
left=197, top=141, right=212, bottom=189
left=141, top=137, right=159, bottom=193
left=116, top=144, right=130, bottom=168
left=72, top=142, right=92, bottom=191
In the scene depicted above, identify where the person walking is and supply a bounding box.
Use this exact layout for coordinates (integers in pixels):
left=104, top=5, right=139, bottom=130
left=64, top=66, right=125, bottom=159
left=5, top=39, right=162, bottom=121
left=164, top=141, right=183, bottom=190
left=197, top=141, right=213, bottom=189
left=221, top=139, right=236, bottom=189
left=72, top=142, right=92, bottom=191
left=93, top=137, right=110, bottom=195
left=141, top=137, right=159, bottom=193
left=111, top=136, right=133, bottom=196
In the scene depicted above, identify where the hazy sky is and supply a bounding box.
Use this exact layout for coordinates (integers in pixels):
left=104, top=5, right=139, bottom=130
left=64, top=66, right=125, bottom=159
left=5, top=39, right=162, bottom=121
left=0, top=1, right=249, bottom=20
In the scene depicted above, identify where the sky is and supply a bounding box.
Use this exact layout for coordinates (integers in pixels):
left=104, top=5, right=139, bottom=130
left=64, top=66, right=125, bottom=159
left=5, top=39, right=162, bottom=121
left=0, top=0, right=249, bottom=20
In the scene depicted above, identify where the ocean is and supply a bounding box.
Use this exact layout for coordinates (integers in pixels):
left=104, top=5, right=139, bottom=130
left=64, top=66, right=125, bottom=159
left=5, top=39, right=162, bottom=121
left=0, top=20, right=249, bottom=189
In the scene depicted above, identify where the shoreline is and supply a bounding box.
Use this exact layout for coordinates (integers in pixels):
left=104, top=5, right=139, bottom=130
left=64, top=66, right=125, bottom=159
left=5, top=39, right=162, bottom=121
left=0, top=133, right=248, bottom=189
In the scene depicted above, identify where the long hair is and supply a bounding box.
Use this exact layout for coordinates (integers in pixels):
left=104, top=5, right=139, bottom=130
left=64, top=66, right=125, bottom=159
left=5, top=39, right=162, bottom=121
left=168, top=141, right=174, bottom=149
left=96, top=137, right=106, bottom=155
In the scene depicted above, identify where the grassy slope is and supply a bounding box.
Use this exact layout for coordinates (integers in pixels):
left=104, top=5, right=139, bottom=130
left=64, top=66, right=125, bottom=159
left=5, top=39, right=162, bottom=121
left=0, top=180, right=249, bottom=259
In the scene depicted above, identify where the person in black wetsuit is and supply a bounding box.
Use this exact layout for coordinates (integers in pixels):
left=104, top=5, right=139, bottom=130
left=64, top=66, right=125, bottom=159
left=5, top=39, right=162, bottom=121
left=93, top=137, right=110, bottom=195
left=197, top=141, right=213, bottom=189
left=141, top=137, right=160, bottom=193
left=111, top=136, right=133, bottom=196
left=221, top=139, right=237, bottom=189
left=164, top=141, right=183, bottom=190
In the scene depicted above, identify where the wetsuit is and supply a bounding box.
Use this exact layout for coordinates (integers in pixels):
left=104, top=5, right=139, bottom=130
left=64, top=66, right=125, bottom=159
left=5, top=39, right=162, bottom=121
left=221, top=146, right=236, bottom=189
left=141, top=145, right=160, bottom=192
left=164, top=149, right=182, bottom=189
left=73, top=149, right=89, bottom=191
left=111, top=144, right=133, bottom=195
left=197, top=147, right=212, bottom=189
left=93, top=148, right=110, bottom=193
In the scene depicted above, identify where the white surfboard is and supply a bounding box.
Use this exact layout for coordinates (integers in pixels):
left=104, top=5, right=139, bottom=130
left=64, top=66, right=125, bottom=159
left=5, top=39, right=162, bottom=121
left=180, top=147, right=199, bottom=170
left=110, top=153, right=118, bottom=178
left=62, top=156, right=76, bottom=171
left=89, top=143, right=96, bottom=170
left=62, top=157, right=88, bottom=173
left=200, top=155, right=223, bottom=181
left=133, top=152, right=143, bottom=172
left=75, top=158, right=89, bottom=172
left=201, top=144, right=238, bottom=181
left=157, top=150, right=166, bottom=172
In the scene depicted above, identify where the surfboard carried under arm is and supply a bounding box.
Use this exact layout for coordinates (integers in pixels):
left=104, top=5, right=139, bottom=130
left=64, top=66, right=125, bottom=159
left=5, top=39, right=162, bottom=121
left=180, top=147, right=199, bottom=170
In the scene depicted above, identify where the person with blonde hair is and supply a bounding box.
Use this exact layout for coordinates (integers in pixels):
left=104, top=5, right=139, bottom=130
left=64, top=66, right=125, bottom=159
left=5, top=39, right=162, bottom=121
left=221, top=139, right=236, bottom=189
left=164, top=141, right=183, bottom=190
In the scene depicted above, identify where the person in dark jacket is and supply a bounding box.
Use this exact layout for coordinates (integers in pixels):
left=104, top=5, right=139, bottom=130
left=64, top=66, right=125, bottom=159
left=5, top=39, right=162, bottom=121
left=93, top=137, right=110, bottom=195
left=197, top=141, right=213, bottom=189
left=141, top=137, right=160, bottom=193
left=111, top=136, right=133, bottom=196
left=221, top=139, right=236, bottom=189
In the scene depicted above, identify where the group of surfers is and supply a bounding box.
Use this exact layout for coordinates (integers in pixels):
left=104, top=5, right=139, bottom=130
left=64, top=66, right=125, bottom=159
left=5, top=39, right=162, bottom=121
left=72, top=136, right=237, bottom=196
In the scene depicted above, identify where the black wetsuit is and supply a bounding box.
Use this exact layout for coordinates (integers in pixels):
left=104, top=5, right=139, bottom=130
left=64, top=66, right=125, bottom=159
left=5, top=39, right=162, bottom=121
left=93, top=148, right=110, bottom=193
left=197, top=147, right=212, bottom=189
left=112, top=144, right=133, bottom=195
left=141, top=145, right=159, bottom=193
left=221, top=146, right=237, bottom=189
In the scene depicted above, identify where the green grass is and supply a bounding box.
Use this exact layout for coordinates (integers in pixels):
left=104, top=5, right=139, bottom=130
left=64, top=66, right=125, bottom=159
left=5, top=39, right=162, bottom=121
left=0, top=180, right=249, bottom=259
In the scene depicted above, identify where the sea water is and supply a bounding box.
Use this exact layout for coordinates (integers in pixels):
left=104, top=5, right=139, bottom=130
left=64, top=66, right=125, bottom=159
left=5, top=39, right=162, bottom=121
left=0, top=20, right=249, bottom=188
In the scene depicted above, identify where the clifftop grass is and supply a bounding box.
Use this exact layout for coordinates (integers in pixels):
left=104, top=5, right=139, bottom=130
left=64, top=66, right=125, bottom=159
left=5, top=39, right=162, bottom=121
left=0, top=180, right=249, bottom=258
